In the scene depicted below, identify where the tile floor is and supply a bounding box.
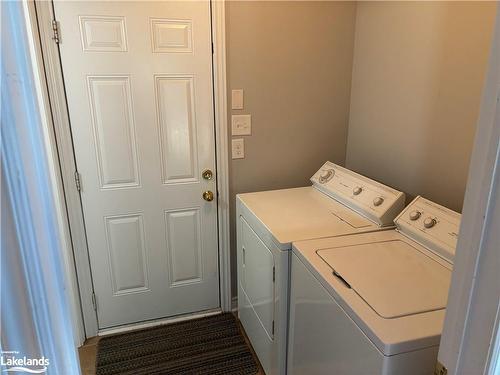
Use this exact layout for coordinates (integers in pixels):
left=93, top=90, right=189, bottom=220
left=78, top=316, right=265, bottom=375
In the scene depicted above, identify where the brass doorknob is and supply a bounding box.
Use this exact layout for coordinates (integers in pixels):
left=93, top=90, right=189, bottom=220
left=203, top=191, right=214, bottom=202
left=202, top=169, right=213, bottom=180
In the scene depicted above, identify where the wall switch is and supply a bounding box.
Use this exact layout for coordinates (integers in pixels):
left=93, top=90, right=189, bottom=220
left=232, top=138, right=245, bottom=159
left=231, top=89, right=244, bottom=109
left=232, top=114, right=251, bottom=136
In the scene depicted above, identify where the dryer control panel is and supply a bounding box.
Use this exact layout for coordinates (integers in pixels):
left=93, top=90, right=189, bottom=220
left=311, top=161, right=405, bottom=227
left=395, top=196, right=461, bottom=263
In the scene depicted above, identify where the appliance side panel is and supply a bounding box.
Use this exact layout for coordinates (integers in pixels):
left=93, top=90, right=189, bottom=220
left=237, top=203, right=276, bottom=374
left=288, top=252, right=383, bottom=374
left=382, top=345, right=439, bottom=374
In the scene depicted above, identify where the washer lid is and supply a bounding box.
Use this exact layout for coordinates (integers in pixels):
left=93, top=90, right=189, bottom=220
left=317, top=240, right=452, bottom=318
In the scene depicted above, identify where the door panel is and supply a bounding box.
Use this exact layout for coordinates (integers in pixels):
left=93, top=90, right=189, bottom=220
left=54, top=1, right=219, bottom=328
left=87, top=76, right=140, bottom=188
left=150, top=18, right=193, bottom=53
left=165, top=208, right=203, bottom=286
left=105, top=214, right=148, bottom=295
left=79, top=16, right=128, bottom=52
left=155, top=75, right=198, bottom=184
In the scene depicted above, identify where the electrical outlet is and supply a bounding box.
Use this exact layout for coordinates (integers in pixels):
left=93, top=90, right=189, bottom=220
left=232, top=114, right=251, bottom=136
left=232, top=138, right=245, bottom=159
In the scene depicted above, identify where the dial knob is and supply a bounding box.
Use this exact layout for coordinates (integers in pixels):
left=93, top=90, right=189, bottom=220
left=409, top=210, right=421, bottom=221
left=423, top=217, right=437, bottom=229
left=353, top=186, right=363, bottom=196
left=319, top=169, right=334, bottom=183
left=373, top=197, right=384, bottom=207
left=320, top=170, right=331, bottom=179
left=202, top=191, right=214, bottom=202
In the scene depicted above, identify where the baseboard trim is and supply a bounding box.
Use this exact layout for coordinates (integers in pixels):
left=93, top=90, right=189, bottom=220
left=98, top=309, right=222, bottom=336
left=231, top=296, right=238, bottom=312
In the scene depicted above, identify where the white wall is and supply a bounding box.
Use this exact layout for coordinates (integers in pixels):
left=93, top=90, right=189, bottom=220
left=346, top=1, right=496, bottom=212
left=226, top=1, right=357, bottom=294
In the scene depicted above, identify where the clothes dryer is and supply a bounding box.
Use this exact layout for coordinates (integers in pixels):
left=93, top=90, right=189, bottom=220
left=237, top=161, right=406, bottom=375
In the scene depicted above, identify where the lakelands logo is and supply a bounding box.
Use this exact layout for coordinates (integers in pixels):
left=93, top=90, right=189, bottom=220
left=1, top=351, right=49, bottom=373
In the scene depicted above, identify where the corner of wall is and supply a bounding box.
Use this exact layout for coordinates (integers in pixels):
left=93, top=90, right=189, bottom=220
left=344, top=1, right=360, bottom=169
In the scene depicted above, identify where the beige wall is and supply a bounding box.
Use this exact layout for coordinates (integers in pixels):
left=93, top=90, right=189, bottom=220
left=346, top=1, right=496, bottom=212
left=226, top=1, right=357, bottom=294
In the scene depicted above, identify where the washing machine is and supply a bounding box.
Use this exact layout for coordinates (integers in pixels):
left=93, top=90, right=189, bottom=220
left=236, top=161, right=406, bottom=375
left=288, top=196, right=461, bottom=374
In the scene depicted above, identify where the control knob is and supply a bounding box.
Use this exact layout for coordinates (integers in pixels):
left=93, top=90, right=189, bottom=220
left=353, top=186, right=363, bottom=196
left=373, top=197, right=384, bottom=207
left=409, top=210, right=421, bottom=221
left=319, top=169, right=334, bottom=183
left=423, top=217, right=437, bottom=229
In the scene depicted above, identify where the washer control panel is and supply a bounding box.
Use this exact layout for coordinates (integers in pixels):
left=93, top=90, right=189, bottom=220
left=395, top=196, right=461, bottom=263
left=311, top=161, right=405, bottom=226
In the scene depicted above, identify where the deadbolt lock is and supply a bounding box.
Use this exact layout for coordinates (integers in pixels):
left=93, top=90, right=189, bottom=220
left=202, top=169, right=213, bottom=180
left=203, top=191, right=214, bottom=202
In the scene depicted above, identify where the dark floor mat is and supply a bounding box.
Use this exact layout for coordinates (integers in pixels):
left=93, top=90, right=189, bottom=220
left=95, top=313, right=258, bottom=375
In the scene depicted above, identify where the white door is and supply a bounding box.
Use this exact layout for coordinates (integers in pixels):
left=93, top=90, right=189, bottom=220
left=54, top=1, right=219, bottom=329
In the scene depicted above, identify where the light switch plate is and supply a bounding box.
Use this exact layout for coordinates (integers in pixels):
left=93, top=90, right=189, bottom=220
left=232, top=138, right=245, bottom=159
left=232, top=114, right=251, bottom=136
left=231, top=89, right=244, bottom=110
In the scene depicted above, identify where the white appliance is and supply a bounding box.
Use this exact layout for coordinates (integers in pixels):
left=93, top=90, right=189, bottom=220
left=236, top=161, right=405, bottom=375
left=288, top=196, right=461, bottom=375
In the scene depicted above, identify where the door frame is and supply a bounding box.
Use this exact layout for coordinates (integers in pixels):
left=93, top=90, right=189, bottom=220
left=437, top=8, right=499, bottom=374
left=32, top=0, right=231, bottom=341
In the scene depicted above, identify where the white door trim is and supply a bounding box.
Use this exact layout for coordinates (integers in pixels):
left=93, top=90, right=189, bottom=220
left=438, top=8, right=500, bottom=374
left=23, top=1, right=86, bottom=347
left=33, top=0, right=230, bottom=341
left=211, top=0, right=232, bottom=314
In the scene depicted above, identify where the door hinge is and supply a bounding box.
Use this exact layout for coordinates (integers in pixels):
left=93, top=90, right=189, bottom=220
left=91, top=291, right=97, bottom=311
left=272, top=266, right=275, bottom=282
left=272, top=320, right=275, bottom=335
left=434, top=361, right=447, bottom=375
left=211, top=42, right=214, bottom=55
left=74, top=171, right=81, bottom=191
left=51, top=20, right=60, bottom=44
